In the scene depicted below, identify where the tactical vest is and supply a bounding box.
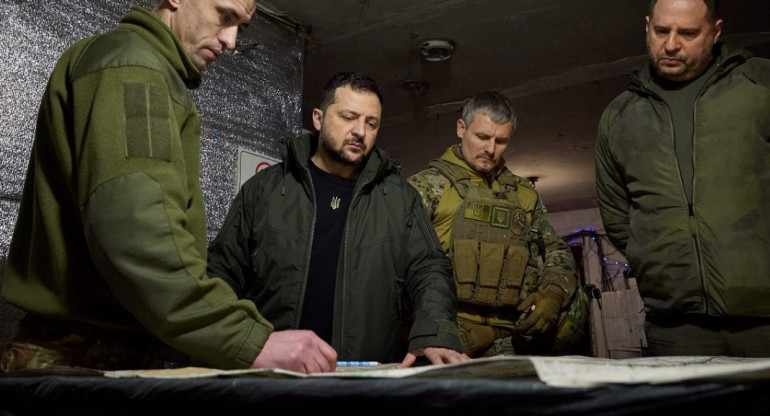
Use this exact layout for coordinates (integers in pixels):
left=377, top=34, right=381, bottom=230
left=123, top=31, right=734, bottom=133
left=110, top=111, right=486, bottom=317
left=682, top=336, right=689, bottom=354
left=429, top=159, right=542, bottom=307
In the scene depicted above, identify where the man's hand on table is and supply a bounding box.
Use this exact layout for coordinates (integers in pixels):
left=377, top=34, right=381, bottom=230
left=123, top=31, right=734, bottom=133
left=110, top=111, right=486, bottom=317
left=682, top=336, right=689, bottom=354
left=250, top=329, right=337, bottom=373
left=397, top=347, right=471, bottom=368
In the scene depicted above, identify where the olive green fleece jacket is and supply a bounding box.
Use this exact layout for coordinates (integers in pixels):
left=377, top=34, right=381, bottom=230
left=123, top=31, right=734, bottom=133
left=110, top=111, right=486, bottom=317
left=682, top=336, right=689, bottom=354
left=207, top=132, right=463, bottom=363
left=1, top=7, right=271, bottom=369
left=595, top=43, right=770, bottom=318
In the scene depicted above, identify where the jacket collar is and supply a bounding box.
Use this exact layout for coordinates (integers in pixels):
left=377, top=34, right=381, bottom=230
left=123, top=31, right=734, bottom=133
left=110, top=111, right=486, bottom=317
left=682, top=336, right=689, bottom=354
left=630, top=42, right=751, bottom=94
left=118, top=6, right=203, bottom=89
left=280, top=131, right=401, bottom=186
left=442, top=144, right=508, bottom=184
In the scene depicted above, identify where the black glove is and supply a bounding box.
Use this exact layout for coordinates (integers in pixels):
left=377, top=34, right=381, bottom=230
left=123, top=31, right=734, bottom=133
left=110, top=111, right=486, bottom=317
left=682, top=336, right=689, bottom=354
left=515, top=287, right=563, bottom=336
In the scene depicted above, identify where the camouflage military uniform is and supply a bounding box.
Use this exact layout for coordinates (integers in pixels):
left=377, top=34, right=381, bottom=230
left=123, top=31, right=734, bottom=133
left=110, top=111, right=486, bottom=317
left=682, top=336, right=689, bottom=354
left=1, top=315, right=189, bottom=372
left=408, top=145, right=587, bottom=357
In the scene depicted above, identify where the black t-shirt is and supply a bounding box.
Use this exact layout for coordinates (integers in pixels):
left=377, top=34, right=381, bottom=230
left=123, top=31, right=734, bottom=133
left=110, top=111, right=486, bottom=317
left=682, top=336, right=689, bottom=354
left=298, top=161, right=356, bottom=343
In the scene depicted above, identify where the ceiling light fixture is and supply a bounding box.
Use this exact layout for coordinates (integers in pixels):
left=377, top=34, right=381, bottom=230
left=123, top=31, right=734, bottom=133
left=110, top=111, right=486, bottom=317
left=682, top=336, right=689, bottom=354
left=420, top=39, right=455, bottom=62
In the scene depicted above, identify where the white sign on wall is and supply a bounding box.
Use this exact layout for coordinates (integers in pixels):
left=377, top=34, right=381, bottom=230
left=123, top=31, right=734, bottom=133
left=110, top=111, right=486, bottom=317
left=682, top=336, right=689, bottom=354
left=237, top=148, right=280, bottom=191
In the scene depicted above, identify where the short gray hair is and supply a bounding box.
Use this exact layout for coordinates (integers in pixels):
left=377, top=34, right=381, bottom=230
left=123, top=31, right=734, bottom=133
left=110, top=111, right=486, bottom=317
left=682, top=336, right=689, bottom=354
left=460, top=91, right=517, bottom=130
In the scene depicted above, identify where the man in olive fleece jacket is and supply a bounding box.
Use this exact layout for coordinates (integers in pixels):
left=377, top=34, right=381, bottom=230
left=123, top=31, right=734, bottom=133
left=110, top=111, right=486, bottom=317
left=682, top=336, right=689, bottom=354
left=595, top=0, right=770, bottom=356
left=0, top=0, right=335, bottom=372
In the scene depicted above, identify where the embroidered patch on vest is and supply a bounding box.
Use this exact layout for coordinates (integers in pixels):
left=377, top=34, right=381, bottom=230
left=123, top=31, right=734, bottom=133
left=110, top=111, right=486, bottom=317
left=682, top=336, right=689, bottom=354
left=490, top=206, right=512, bottom=229
left=464, top=201, right=491, bottom=222
left=124, top=83, right=172, bottom=161
left=511, top=208, right=528, bottom=235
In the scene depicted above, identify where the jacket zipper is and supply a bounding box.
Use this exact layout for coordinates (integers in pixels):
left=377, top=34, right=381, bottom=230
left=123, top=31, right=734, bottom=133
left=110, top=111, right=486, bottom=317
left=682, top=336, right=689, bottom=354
left=335, top=172, right=371, bottom=353
left=688, top=67, right=723, bottom=316
left=647, top=68, right=723, bottom=315
left=296, top=161, right=317, bottom=328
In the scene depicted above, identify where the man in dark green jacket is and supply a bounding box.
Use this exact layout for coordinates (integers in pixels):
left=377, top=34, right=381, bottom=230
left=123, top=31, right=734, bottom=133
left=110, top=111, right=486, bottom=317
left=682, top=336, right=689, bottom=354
left=0, top=0, right=292, bottom=372
left=207, top=72, right=469, bottom=367
left=595, top=0, right=770, bottom=356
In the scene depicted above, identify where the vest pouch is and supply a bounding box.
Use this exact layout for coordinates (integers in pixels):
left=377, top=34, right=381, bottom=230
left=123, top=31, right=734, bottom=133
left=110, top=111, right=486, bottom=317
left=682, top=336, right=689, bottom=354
left=452, top=239, right=479, bottom=302
left=473, top=241, right=506, bottom=304
left=499, top=243, right=528, bottom=306
left=478, top=241, right=505, bottom=286
left=456, top=315, right=497, bottom=357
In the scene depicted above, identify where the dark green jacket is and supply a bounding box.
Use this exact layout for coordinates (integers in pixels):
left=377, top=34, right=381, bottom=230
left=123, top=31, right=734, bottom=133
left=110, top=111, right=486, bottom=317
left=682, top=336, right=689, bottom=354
left=595, top=44, right=770, bottom=317
left=207, top=132, right=462, bottom=362
left=1, top=7, right=269, bottom=369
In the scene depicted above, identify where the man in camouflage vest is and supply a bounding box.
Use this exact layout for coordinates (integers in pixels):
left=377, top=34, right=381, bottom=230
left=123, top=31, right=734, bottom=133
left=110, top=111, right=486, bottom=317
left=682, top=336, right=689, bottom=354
left=408, top=91, right=587, bottom=357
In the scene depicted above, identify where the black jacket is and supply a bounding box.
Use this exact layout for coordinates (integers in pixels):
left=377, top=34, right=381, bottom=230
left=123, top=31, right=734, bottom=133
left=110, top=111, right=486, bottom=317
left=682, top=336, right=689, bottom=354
left=207, top=131, right=462, bottom=362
